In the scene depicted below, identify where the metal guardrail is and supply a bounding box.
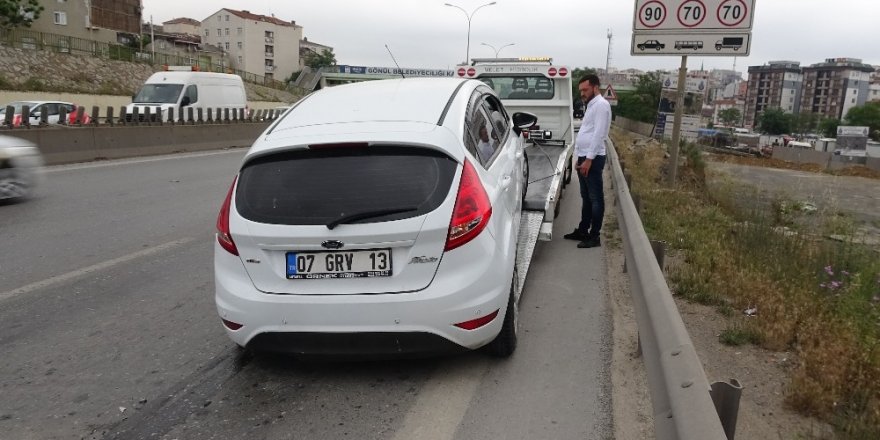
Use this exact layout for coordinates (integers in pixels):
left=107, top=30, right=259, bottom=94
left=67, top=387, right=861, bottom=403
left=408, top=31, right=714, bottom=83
left=607, top=137, right=741, bottom=440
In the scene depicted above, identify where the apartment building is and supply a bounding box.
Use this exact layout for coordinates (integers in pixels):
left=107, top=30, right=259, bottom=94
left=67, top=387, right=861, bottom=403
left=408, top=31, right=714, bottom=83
left=800, top=58, right=874, bottom=121
left=744, top=61, right=803, bottom=129
left=300, top=37, right=334, bottom=68
left=28, top=0, right=143, bottom=45
left=201, top=8, right=303, bottom=82
left=162, top=17, right=200, bottom=37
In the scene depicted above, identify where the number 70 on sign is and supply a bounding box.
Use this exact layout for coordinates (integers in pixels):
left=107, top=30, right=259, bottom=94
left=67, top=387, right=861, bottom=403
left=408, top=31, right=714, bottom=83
left=633, top=0, right=756, bottom=32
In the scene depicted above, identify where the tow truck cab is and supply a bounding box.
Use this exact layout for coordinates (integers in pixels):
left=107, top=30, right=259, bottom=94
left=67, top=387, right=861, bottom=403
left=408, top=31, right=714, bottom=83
left=456, top=57, right=575, bottom=241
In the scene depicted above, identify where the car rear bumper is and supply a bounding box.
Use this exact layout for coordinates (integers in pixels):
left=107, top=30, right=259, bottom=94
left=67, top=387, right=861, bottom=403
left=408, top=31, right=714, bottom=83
left=214, top=235, right=514, bottom=355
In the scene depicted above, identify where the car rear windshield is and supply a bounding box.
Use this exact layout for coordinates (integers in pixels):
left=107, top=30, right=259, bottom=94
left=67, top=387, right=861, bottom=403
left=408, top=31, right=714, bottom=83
left=236, top=146, right=458, bottom=226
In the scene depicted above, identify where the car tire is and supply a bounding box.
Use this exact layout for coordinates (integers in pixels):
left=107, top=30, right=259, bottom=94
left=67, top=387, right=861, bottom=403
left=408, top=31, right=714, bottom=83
left=486, top=267, right=518, bottom=358
left=521, top=154, right=529, bottom=202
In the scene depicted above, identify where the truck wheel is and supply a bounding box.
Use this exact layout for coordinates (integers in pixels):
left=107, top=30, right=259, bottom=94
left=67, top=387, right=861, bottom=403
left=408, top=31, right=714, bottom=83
left=563, top=160, right=573, bottom=186
left=486, top=267, right=518, bottom=358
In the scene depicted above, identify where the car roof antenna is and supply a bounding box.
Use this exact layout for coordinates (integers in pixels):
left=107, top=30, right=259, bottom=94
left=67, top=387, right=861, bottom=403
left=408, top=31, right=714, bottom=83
left=385, top=44, right=406, bottom=79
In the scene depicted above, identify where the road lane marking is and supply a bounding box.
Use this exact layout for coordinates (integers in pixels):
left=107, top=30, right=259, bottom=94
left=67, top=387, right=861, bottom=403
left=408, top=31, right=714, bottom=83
left=45, top=149, right=246, bottom=173
left=392, top=356, right=488, bottom=440
left=0, top=238, right=196, bottom=302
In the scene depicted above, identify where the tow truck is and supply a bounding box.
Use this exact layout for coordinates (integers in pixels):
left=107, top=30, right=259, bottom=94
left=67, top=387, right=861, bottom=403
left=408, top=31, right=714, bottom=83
left=456, top=57, right=576, bottom=290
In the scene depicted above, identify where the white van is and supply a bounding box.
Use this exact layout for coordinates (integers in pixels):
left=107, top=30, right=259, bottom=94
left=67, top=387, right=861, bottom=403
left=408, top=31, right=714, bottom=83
left=127, top=70, right=247, bottom=122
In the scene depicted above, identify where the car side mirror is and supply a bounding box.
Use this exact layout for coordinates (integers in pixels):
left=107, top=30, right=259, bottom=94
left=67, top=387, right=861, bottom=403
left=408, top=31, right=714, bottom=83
left=181, top=96, right=191, bottom=107
left=511, top=112, right=538, bottom=135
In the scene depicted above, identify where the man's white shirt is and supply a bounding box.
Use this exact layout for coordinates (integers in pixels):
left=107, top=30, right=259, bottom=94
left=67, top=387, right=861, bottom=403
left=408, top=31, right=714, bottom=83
left=575, top=94, right=611, bottom=159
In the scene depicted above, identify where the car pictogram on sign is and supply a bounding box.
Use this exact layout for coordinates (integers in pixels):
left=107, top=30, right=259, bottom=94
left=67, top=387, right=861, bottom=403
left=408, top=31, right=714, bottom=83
left=637, top=40, right=665, bottom=51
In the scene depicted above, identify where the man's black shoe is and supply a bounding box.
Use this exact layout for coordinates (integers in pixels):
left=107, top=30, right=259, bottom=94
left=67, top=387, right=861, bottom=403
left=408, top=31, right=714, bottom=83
left=563, top=230, right=588, bottom=241
left=577, top=237, right=601, bottom=248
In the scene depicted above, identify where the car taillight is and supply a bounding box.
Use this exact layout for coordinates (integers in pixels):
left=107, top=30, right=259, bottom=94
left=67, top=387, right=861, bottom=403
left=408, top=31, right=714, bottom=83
left=217, top=175, right=239, bottom=256
left=445, top=160, right=492, bottom=251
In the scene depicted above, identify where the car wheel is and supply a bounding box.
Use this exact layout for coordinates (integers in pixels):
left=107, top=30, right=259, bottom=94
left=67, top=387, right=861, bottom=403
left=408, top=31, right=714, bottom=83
left=521, top=154, right=529, bottom=202
left=486, top=267, right=518, bottom=357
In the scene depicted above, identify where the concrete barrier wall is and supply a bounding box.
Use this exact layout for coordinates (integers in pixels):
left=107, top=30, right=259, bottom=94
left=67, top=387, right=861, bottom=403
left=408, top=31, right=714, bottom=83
left=613, top=116, right=654, bottom=137
left=5, top=123, right=270, bottom=165
left=772, top=147, right=831, bottom=167
left=828, top=154, right=867, bottom=171
left=867, top=157, right=880, bottom=173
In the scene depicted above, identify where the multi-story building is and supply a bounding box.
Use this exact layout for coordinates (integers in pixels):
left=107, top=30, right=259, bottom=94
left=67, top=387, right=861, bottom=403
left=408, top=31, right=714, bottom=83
left=161, top=17, right=200, bottom=37
left=800, top=58, right=874, bottom=121
left=744, top=61, right=803, bottom=129
left=201, top=8, right=303, bottom=83
left=27, top=0, right=143, bottom=45
left=300, top=37, right=334, bottom=70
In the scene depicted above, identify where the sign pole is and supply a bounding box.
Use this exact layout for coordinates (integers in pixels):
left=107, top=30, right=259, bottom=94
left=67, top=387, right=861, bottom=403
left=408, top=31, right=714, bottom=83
left=668, top=55, right=687, bottom=186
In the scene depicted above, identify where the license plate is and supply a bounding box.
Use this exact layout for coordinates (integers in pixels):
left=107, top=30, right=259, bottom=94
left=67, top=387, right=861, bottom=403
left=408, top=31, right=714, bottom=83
left=286, top=249, right=393, bottom=279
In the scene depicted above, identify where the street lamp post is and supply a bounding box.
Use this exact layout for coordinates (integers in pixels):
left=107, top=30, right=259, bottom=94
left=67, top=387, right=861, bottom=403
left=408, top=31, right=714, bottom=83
left=480, top=42, right=514, bottom=58
left=445, top=1, right=497, bottom=64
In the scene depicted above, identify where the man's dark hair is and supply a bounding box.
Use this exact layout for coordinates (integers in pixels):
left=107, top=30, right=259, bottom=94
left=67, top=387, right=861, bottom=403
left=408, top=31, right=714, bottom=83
left=579, top=74, right=601, bottom=87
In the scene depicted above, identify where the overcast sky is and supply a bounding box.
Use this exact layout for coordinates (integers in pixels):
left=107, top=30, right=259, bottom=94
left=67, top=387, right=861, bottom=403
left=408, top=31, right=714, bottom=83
left=142, top=0, right=879, bottom=75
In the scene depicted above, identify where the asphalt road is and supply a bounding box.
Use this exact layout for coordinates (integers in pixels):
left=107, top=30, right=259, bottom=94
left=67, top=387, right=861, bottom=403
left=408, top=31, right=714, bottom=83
left=0, top=150, right=612, bottom=440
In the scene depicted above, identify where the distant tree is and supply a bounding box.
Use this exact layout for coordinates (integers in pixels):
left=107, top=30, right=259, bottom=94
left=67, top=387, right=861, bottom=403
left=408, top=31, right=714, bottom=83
left=818, top=118, right=840, bottom=138
left=757, top=108, right=791, bottom=135
left=789, top=112, right=817, bottom=136
left=303, top=49, right=336, bottom=69
left=718, top=108, right=741, bottom=127
left=0, top=0, right=42, bottom=28
left=613, top=72, right=662, bottom=124
left=843, top=102, right=880, bottom=141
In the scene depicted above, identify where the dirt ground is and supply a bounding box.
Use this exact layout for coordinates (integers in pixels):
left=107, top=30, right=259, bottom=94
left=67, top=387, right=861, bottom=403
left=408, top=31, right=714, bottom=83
left=605, top=172, right=838, bottom=440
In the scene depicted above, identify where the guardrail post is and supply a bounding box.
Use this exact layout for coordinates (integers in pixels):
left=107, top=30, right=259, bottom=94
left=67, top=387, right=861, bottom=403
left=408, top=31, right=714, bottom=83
left=178, top=107, right=185, bottom=125
left=21, top=105, right=31, bottom=128
left=216, top=107, right=222, bottom=123
left=196, top=108, right=203, bottom=124
left=247, top=108, right=254, bottom=121
left=132, top=107, right=140, bottom=125
left=3, top=105, right=13, bottom=127
left=224, top=108, right=230, bottom=123
left=143, top=106, right=152, bottom=126
left=206, top=108, right=213, bottom=123
left=77, top=106, right=87, bottom=125
left=39, top=107, right=49, bottom=126
left=711, top=379, right=742, bottom=440
left=167, top=107, right=175, bottom=125
left=58, top=106, right=67, bottom=126
left=106, top=107, right=115, bottom=126
left=118, top=106, right=127, bottom=125
left=650, top=240, right=666, bottom=272
left=91, top=106, right=100, bottom=125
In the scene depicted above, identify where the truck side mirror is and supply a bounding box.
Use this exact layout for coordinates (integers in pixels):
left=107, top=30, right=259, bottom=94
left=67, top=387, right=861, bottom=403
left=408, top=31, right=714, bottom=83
left=181, top=96, right=191, bottom=107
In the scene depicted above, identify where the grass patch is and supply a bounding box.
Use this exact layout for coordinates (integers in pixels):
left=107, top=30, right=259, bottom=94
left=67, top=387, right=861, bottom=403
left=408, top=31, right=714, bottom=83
left=719, top=323, right=762, bottom=346
left=612, top=127, right=880, bottom=437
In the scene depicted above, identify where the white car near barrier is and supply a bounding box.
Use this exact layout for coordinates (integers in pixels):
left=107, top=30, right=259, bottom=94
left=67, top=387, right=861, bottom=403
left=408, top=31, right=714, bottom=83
left=214, top=78, right=536, bottom=357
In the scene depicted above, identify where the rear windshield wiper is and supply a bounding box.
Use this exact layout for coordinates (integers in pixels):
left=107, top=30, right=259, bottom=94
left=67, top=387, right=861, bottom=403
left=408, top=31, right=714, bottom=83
left=326, top=207, right=419, bottom=230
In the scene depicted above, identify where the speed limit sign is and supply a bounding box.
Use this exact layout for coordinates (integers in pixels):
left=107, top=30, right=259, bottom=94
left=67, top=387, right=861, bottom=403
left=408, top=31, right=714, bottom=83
left=633, top=0, right=755, bottom=31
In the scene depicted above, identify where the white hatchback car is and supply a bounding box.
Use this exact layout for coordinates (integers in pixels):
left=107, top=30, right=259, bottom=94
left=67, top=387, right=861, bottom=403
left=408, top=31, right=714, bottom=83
left=214, top=78, right=535, bottom=357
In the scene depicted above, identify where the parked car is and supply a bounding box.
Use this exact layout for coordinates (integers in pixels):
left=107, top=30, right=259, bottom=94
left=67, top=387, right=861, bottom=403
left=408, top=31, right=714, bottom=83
left=0, top=101, right=91, bottom=127
left=0, top=135, right=44, bottom=201
left=214, top=78, right=535, bottom=358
